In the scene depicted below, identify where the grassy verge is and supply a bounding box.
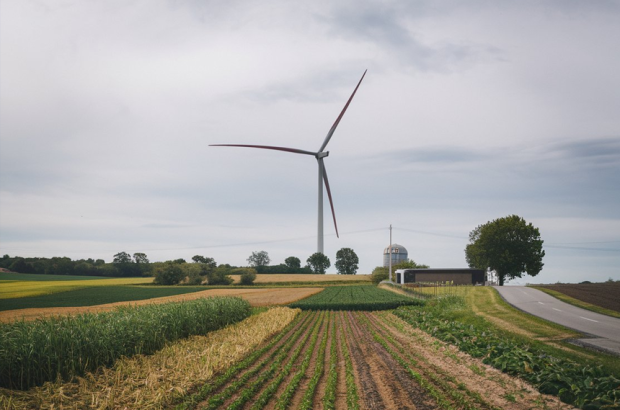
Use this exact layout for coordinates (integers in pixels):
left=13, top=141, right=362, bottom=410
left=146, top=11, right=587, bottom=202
left=463, top=287, right=620, bottom=375
left=530, top=286, right=620, bottom=319
left=0, top=286, right=209, bottom=311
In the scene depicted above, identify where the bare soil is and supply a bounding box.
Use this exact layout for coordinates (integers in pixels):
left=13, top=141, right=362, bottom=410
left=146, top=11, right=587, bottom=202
left=535, top=282, right=620, bottom=312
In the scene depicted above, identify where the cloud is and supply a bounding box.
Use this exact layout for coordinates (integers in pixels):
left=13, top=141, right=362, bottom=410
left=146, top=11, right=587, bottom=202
left=548, top=138, right=620, bottom=165
left=376, top=146, right=489, bottom=164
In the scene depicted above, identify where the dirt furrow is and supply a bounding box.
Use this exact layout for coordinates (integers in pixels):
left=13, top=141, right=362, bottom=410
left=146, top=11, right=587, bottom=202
left=347, top=311, right=437, bottom=410
left=343, top=311, right=385, bottom=409
left=333, top=313, right=349, bottom=410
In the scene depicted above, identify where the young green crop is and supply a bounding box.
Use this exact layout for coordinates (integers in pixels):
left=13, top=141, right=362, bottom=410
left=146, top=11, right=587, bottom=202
left=323, top=312, right=339, bottom=410
left=197, top=312, right=314, bottom=410
left=289, top=285, right=424, bottom=311
left=0, top=297, right=251, bottom=390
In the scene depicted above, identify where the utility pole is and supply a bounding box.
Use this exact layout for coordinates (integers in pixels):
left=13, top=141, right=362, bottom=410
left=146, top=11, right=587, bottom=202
left=389, top=224, right=393, bottom=283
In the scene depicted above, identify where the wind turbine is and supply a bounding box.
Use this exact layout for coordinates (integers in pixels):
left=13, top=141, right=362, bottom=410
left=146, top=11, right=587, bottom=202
left=210, top=70, right=367, bottom=254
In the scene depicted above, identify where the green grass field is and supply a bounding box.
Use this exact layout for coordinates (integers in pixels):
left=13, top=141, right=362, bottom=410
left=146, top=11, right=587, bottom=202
left=0, top=272, right=109, bottom=281
left=0, top=275, right=154, bottom=299
left=0, top=286, right=209, bottom=311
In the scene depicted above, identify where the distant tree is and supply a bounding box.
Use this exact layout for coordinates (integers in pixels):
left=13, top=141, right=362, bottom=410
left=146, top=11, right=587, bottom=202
left=9, top=258, right=34, bottom=274
left=133, top=253, right=149, bottom=264
left=94, top=259, right=105, bottom=266
left=393, top=259, right=429, bottom=270
left=371, top=266, right=389, bottom=284
left=236, top=268, right=258, bottom=285
left=207, top=267, right=234, bottom=285
left=306, top=252, right=331, bottom=274
left=192, top=255, right=206, bottom=263
left=370, top=259, right=430, bottom=284
left=113, top=252, right=132, bottom=264
left=172, top=258, right=187, bottom=264
left=284, top=256, right=301, bottom=270
left=192, top=255, right=217, bottom=270
left=335, top=248, right=359, bottom=275
left=247, top=251, right=270, bottom=267
left=465, top=215, right=545, bottom=286
left=154, top=262, right=185, bottom=285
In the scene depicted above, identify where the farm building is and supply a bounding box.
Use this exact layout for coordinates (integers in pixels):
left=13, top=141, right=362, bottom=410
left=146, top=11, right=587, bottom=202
left=383, top=244, right=408, bottom=267
left=395, top=268, right=485, bottom=285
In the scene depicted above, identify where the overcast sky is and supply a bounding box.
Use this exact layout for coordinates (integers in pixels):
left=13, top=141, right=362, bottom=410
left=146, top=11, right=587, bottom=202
left=1, top=0, right=619, bottom=283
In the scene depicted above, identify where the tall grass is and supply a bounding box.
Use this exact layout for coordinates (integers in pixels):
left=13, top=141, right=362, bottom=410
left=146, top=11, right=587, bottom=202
left=0, top=297, right=250, bottom=390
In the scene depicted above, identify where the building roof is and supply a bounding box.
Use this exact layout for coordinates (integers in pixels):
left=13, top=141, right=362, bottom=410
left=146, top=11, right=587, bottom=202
left=383, top=243, right=408, bottom=254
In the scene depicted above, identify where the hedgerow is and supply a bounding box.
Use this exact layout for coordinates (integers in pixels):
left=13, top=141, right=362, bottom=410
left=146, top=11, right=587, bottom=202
left=394, top=297, right=620, bottom=409
left=0, top=297, right=251, bottom=390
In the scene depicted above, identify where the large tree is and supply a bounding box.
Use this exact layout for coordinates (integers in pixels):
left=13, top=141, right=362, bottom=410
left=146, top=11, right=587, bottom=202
left=113, top=252, right=132, bottom=264
left=335, top=248, right=359, bottom=275
left=284, top=256, right=301, bottom=270
left=133, top=253, right=149, bottom=264
left=306, top=252, right=331, bottom=274
left=247, top=251, right=270, bottom=267
left=465, top=215, right=545, bottom=286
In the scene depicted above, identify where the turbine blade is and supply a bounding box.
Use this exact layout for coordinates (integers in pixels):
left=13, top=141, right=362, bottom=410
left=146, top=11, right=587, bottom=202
left=210, top=144, right=316, bottom=156
left=321, top=161, right=339, bottom=238
left=319, top=69, right=367, bottom=153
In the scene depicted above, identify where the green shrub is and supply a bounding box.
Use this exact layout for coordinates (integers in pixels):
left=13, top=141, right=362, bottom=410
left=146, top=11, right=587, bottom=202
left=0, top=297, right=251, bottom=390
left=153, top=262, right=185, bottom=285
left=235, top=268, right=257, bottom=285
left=207, top=268, right=234, bottom=285
left=371, top=267, right=389, bottom=284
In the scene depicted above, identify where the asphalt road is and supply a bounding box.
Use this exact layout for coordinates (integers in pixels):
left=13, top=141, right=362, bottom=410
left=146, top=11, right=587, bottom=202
left=494, top=286, right=620, bottom=355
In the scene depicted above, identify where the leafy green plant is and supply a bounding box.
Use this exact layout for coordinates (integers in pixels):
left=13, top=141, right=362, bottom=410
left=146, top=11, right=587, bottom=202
left=394, top=299, right=620, bottom=409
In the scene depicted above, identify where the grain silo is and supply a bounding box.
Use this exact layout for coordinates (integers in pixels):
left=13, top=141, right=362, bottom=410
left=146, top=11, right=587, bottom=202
left=383, top=244, right=408, bottom=267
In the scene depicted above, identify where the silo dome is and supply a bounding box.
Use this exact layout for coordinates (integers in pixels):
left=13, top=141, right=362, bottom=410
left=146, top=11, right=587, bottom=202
left=383, top=244, right=408, bottom=267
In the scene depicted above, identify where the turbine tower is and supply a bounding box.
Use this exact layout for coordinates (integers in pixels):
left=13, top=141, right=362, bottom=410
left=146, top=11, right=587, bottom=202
left=211, top=70, right=367, bottom=254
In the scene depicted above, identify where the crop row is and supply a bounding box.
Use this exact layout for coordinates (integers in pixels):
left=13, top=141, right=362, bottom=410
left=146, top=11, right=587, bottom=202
left=179, top=310, right=359, bottom=409
left=181, top=306, right=544, bottom=410
left=393, top=297, right=620, bottom=409
left=0, top=296, right=251, bottom=390
left=289, top=285, right=424, bottom=311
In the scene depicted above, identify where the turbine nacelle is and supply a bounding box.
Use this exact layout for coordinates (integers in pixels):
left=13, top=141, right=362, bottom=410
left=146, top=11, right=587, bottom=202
left=316, top=151, right=329, bottom=159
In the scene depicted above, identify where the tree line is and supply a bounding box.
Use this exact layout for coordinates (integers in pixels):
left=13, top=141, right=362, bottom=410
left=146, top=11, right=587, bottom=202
left=1, top=247, right=361, bottom=286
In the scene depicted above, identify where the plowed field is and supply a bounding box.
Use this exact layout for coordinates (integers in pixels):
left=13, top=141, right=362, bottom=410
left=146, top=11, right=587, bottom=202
left=180, top=310, right=570, bottom=410
left=534, top=282, right=620, bottom=312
